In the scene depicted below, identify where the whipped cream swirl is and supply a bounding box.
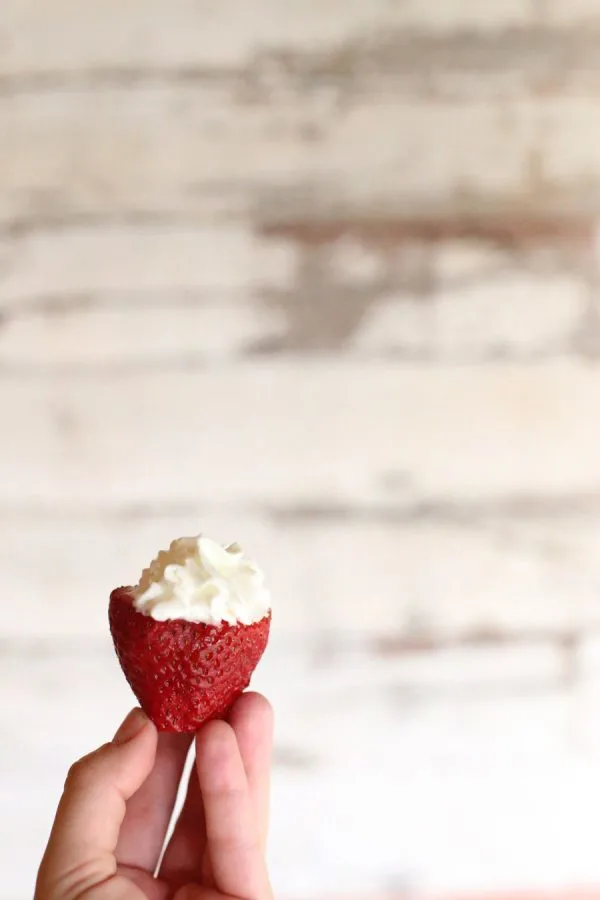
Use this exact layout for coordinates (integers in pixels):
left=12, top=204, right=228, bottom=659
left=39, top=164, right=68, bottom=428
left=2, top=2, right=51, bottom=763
left=132, top=536, right=271, bottom=626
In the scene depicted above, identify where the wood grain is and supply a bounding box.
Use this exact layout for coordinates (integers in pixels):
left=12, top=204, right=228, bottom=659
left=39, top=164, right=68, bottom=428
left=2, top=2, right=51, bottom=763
left=0, top=228, right=589, bottom=367
left=0, top=1, right=539, bottom=81
left=2, top=91, right=600, bottom=227
left=0, top=226, right=294, bottom=306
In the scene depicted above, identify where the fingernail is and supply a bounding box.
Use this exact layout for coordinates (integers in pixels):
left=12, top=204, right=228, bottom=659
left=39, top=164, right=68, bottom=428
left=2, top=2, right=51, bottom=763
left=113, top=708, right=149, bottom=745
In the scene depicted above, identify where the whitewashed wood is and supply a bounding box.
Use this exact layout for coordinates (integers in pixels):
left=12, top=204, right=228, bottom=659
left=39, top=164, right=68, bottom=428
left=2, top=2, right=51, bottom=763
left=3, top=92, right=600, bottom=225
left=546, top=0, right=600, bottom=24
left=0, top=0, right=537, bottom=79
left=0, top=301, right=287, bottom=368
left=0, top=230, right=581, bottom=311
left=0, top=227, right=294, bottom=305
left=2, top=362, right=600, bottom=508
left=433, top=241, right=511, bottom=281
left=0, top=643, right=591, bottom=900
left=2, top=259, right=587, bottom=368
left=353, top=271, right=587, bottom=359
left=3, top=512, right=600, bottom=639
left=0, top=230, right=588, bottom=369
left=397, top=0, right=536, bottom=32
left=544, top=98, right=600, bottom=186
left=570, top=636, right=600, bottom=753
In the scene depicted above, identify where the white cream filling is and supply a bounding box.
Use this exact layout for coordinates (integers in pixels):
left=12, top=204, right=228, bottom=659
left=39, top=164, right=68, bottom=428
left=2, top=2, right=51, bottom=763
left=132, top=535, right=271, bottom=625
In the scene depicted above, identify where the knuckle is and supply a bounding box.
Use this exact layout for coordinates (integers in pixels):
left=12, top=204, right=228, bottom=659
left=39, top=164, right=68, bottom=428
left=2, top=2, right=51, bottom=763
left=64, top=745, right=110, bottom=791
left=64, top=758, right=89, bottom=791
left=41, top=858, right=108, bottom=900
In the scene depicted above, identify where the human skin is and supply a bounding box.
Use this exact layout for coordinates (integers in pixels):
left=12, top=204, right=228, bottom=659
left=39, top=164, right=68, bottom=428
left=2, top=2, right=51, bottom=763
left=34, top=693, right=274, bottom=900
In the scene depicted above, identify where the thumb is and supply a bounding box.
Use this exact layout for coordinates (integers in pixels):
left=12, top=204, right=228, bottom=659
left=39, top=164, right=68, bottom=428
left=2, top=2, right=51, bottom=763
left=35, top=708, right=157, bottom=900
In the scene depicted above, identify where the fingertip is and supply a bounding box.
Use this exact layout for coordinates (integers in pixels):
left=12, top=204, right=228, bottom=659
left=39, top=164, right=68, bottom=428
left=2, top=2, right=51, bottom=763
left=195, top=721, right=245, bottom=795
left=113, top=707, right=153, bottom=745
left=64, top=713, right=156, bottom=799
left=229, top=692, right=274, bottom=733
left=195, top=719, right=236, bottom=762
left=112, top=711, right=158, bottom=774
left=122, top=713, right=158, bottom=769
left=228, top=694, right=274, bottom=766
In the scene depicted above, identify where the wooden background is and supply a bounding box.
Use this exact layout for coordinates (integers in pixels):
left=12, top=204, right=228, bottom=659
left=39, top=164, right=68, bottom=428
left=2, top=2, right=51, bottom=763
left=4, top=2, right=600, bottom=898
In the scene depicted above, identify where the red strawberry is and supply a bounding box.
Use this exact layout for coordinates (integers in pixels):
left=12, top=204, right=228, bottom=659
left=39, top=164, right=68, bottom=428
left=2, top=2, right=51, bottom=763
left=109, top=586, right=271, bottom=733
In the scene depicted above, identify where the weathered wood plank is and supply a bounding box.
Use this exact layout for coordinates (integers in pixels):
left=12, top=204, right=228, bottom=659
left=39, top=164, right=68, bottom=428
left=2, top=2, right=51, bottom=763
left=3, top=512, right=600, bottom=639
left=0, top=229, right=588, bottom=366
left=546, top=0, right=600, bottom=25
left=0, top=279, right=584, bottom=369
left=0, top=0, right=537, bottom=80
left=1, top=362, right=600, bottom=509
left=2, top=91, right=600, bottom=226
left=0, top=301, right=286, bottom=369
left=0, top=226, right=294, bottom=304
left=340, top=267, right=588, bottom=360
left=353, top=282, right=584, bottom=359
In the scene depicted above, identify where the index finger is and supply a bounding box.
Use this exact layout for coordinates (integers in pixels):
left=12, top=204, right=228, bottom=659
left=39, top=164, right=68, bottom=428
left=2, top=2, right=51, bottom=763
left=228, top=693, right=273, bottom=851
left=195, top=721, right=272, bottom=900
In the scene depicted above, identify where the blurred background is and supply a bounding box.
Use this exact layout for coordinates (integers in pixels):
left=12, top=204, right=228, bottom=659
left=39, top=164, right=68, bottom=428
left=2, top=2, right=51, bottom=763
left=4, top=1, right=600, bottom=898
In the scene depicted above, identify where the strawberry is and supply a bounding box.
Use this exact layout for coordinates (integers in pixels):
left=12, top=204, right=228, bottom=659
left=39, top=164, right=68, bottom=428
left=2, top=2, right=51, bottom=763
left=109, top=586, right=271, bottom=733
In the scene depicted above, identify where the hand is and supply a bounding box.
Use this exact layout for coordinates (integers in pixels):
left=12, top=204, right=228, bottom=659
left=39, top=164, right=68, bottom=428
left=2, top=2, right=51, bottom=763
left=35, top=693, right=274, bottom=900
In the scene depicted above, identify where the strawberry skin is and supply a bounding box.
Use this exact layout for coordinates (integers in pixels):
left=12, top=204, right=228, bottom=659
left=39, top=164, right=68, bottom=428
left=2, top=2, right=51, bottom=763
left=109, top=587, right=271, bottom=733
